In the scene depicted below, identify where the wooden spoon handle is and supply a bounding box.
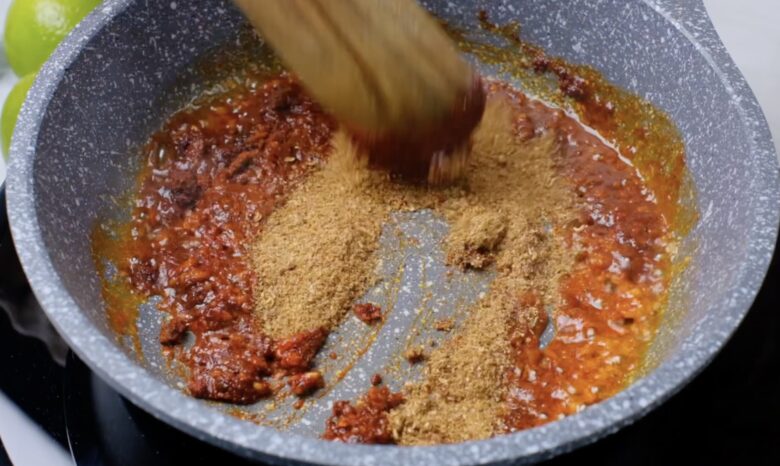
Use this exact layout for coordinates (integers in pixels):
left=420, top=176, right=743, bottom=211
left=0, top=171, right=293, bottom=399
left=233, top=0, right=474, bottom=133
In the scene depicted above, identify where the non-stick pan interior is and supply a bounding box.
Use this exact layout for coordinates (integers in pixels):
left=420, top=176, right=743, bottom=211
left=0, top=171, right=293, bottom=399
left=14, top=0, right=779, bottom=454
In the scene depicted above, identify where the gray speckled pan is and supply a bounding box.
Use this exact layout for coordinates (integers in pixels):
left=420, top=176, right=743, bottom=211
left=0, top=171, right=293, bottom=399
left=4, top=0, right=780, bottom=464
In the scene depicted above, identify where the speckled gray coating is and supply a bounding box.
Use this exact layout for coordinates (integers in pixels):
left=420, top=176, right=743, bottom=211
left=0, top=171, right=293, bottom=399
left=6, top=0, right=780, bottom=464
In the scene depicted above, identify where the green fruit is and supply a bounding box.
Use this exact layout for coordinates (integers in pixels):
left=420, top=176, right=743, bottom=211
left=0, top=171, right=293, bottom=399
left=2, top=74, right=36, bottom=159
left=4, top=0, right=101, bottom=77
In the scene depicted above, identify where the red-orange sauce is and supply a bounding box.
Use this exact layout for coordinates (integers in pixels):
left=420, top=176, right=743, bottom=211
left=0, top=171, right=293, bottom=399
left=323, top=386, right=405, bottom=444
left=111, top=74, right=336, bottom=404
left=499, top=85, right=670, bottom=430
left=353, top=303, right=383, bottom=324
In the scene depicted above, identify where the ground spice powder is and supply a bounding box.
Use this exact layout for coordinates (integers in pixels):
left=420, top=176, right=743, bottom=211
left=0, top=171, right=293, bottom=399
left=251, top=89, right=576, bottom=443
left=387, top=93, right=574, bottom=445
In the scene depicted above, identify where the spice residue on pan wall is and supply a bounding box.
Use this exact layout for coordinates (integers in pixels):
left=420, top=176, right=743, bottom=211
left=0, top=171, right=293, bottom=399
left=92, top=11, right=696, bottom=445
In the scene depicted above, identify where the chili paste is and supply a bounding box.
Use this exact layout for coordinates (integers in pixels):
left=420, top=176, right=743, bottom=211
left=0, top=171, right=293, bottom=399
left=108, top=74, right=336, bottom=404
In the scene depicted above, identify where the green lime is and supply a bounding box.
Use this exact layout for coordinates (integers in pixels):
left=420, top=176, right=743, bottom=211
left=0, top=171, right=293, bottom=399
left=4, top=0, right=101, bottom=77
left=2, top=74, right=36, bottom=159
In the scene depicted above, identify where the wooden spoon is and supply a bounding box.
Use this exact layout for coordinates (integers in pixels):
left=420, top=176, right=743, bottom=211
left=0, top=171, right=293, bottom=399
left=233, top=0, right=485, bottom=184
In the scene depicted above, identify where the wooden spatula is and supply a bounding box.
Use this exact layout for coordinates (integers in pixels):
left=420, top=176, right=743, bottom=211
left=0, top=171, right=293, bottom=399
left=233, top=0, right=485, bottom=184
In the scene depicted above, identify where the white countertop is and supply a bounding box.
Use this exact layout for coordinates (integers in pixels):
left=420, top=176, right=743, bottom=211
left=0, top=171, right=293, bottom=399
left=0, top=1, right=778, bottom=465
left=705, top=0, right=780, bottom=153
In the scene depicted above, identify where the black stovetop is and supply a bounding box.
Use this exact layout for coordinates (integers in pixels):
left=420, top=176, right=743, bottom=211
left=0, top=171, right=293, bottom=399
left=1, top=252, right=778, bottom=466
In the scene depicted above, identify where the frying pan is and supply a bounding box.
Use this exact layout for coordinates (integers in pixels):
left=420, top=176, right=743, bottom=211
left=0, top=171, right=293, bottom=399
left=2, top=0, right=780, bottom=464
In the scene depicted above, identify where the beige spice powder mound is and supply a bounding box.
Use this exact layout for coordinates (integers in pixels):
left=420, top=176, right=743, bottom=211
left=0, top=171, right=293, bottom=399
left=445, top=206, right=508, bottom=270
left=387, top=99, right=575, bottom=445
left=388, top=218, right=568, bottom=444
left=251, top=136, right=386, bottom=339
left=251, top=92, right=576, bottom=442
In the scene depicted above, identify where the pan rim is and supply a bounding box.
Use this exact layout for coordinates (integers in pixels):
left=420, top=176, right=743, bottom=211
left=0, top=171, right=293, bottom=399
left=6, top=0, right=780, bottom=465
